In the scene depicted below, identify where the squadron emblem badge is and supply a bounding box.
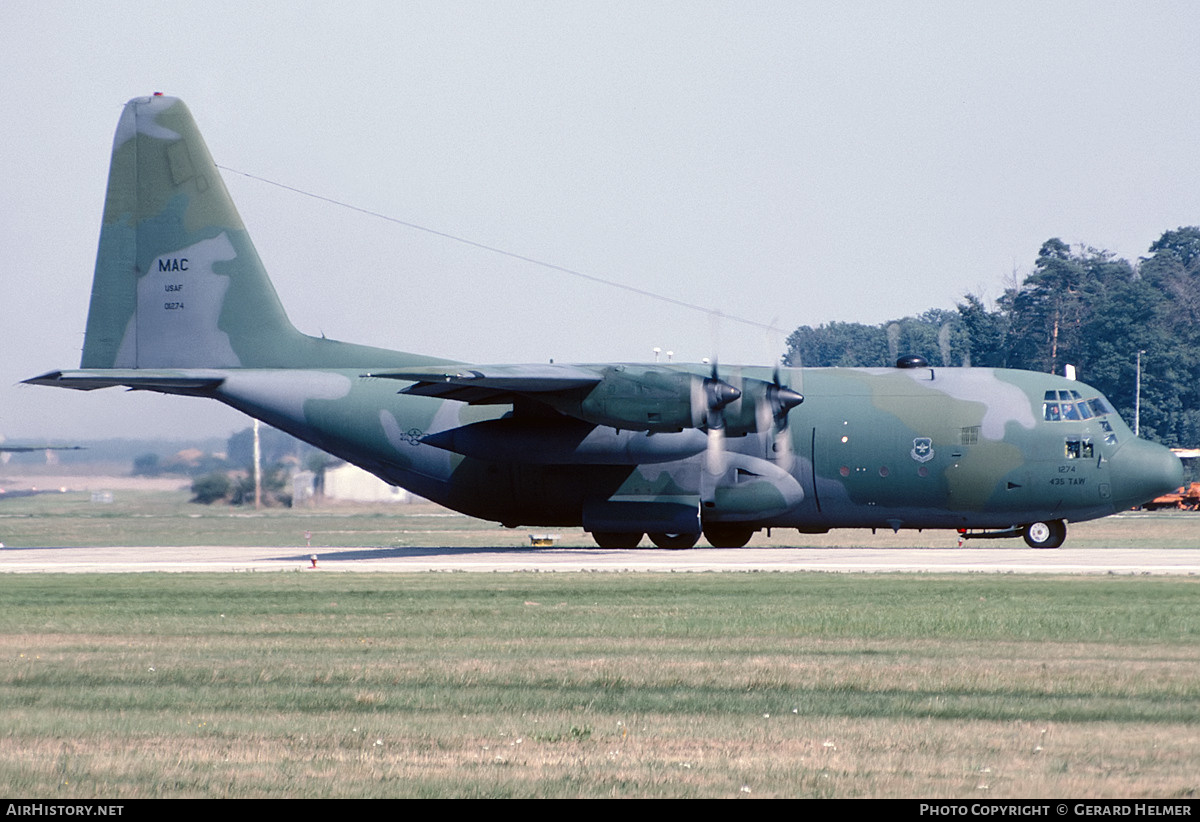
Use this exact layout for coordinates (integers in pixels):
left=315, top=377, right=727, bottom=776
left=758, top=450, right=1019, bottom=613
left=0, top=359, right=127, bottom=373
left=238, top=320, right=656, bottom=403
left=911, top=437, right=934, bottom=463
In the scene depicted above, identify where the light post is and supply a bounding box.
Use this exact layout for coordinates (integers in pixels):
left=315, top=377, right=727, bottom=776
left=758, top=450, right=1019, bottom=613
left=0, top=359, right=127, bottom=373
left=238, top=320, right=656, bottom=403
left=1135, top=349, right=1146, bottom=437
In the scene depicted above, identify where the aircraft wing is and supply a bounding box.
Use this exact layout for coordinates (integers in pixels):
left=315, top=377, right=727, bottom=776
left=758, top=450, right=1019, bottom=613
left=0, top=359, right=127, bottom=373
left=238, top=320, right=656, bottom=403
left=364, top=364, right=602, bottom=404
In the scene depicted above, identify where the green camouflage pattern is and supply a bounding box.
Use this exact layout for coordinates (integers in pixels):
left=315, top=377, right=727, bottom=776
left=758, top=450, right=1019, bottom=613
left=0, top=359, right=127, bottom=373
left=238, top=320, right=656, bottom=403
left=27, top=96, right=1183, bottom=548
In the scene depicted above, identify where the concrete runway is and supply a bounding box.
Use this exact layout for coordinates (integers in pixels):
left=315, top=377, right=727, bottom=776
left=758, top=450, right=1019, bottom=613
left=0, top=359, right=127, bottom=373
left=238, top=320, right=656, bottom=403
left=2, top=543, right=1199, bottom=574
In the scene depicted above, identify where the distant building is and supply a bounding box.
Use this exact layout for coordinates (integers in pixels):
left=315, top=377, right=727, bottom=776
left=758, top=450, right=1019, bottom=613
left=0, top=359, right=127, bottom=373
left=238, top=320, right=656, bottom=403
left=293, top=464, right=416, bottom=504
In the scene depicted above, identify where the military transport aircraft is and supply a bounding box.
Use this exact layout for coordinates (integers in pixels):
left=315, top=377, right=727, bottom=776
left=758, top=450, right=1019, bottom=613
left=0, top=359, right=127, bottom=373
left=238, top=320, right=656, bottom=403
left=25, top=95, right=1183, bottom=549
left=0, top=435, right=83, bottom=458
left=0, top=443, right=82, bottom=454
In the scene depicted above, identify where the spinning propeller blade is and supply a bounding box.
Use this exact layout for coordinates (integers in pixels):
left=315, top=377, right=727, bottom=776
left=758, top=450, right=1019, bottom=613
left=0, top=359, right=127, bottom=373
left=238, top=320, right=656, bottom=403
left=699, top=361, right=741, bottom=505
left=760, top=365, right=803, bottom=469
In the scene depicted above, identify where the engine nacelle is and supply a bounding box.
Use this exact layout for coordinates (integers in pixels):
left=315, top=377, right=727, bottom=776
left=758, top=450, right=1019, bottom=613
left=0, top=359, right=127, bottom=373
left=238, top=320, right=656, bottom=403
left=534, top=366, right=801, bottom=437
left=560, top=366, right=699, bottom=432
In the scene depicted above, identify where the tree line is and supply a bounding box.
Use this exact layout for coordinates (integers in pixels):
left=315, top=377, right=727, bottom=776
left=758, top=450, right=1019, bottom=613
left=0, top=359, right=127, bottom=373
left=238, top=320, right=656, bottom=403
left=783, top=227, right=1200, bottom=447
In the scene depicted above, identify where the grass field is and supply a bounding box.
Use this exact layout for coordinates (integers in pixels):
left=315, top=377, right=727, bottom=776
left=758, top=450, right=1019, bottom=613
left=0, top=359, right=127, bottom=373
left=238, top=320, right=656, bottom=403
left=1, top=573, right=1198, bottom=798
left=2, top=484, right=1200, bottom=549
left=0, top=486, right=1198, bottom=798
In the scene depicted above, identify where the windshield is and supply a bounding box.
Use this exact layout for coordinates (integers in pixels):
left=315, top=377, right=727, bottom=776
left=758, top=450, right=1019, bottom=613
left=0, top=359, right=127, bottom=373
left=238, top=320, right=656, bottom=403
left=1042, top=389, right=1120, bottom=445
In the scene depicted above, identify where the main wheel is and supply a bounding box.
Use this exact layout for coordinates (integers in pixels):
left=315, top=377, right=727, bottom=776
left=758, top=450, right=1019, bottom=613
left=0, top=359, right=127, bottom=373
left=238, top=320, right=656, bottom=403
left=648, top=532, right=700, bottom=550
left=702, top=524, right=756, bottom=548
left=1023, top=520, right=1066, bottom=549
left=591, top=531, right=644, bottom=549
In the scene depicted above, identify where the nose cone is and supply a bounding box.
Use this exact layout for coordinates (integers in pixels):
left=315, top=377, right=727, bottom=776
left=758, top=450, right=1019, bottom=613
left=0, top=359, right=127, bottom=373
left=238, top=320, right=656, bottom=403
left=1110, top=439, right=1183, bottom=509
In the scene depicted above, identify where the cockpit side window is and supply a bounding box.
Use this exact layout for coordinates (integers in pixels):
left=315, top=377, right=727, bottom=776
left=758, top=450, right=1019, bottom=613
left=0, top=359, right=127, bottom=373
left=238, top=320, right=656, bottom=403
left=1065, top=437, right=1094, bottom=459
left=1099, top=418, right=1118, bottom=445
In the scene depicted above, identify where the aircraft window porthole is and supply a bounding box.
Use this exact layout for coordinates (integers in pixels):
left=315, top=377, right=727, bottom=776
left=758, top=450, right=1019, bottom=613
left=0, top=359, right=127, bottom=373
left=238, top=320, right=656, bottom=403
left=879, top=466, right=889, bottom=477
left=918, top=466, right=929, bottom=477
left=839, top=466, right=850, bottom=477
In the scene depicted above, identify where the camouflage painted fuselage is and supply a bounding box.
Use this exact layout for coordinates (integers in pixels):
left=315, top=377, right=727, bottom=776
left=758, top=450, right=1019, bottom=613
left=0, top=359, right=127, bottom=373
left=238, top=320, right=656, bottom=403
left=27, top=96, right=1182, bottom=546
left=174, top=362, right=1174, bottom=533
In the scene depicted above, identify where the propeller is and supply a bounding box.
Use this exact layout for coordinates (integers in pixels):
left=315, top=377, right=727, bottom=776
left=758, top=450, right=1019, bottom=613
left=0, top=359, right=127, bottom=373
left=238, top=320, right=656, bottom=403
left=755, top=321, right=803, bottom=468
left=680, top=312, right=805, bottom=511
left=757, top=365, right=804, bottom=470
left=694, top=311, right=803, bottom=505
left=697, top=361, right=741, bottom=505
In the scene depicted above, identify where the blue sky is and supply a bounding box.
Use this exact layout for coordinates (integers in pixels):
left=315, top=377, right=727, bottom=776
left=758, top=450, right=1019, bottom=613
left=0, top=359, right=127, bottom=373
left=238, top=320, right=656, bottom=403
left=4, top=1, right=1200, bottom=439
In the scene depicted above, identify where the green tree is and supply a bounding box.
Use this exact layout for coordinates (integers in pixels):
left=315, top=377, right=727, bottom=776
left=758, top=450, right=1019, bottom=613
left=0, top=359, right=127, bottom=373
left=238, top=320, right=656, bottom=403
left=230, top=463, right=291, bottom=507
left=956, top=293, right=1009, bottom=367
left=784, top=321, right=889, bottom=367
left=132, top=453, right=162, bottom=477
left=781, top=227, right=1200, bottom=447
left=190, top=472, right=232, bottom=505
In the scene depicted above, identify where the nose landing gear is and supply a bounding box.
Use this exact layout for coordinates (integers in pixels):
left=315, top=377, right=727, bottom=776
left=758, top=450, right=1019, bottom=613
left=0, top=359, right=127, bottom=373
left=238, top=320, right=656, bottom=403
left=956, top=519, right=1067, bottom=549
left=1022, top=520, right=1067, bottom=549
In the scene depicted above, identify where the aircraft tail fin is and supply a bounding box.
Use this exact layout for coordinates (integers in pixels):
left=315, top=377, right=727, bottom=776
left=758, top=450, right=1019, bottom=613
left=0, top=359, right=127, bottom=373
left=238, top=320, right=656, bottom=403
left=81, top=95, right=429, bottom=370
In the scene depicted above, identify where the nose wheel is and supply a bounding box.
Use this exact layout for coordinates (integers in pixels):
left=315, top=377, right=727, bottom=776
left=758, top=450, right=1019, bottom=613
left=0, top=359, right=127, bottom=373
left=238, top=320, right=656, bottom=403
left=1023, top=520, right=1066, bottom=549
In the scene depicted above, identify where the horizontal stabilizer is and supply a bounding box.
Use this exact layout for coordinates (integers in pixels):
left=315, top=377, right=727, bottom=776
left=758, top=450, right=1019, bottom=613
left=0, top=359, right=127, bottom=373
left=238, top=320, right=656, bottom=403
left=23, top=369, right=226, bottom=395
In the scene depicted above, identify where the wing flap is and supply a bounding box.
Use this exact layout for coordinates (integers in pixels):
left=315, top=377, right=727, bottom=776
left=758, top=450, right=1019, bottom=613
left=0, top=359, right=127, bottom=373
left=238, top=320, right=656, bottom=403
left=364, top=364, right=601, bottom=403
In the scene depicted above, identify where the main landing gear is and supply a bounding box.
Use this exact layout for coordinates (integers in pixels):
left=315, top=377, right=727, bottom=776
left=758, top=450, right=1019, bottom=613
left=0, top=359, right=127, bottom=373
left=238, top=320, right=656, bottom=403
left=648, top=533, right=700, bottom=549
left=589, top=531, right=644, bottom=549
left=700, top=524, right=755, bottom=549
left=589, top=526, right=757, bottom=549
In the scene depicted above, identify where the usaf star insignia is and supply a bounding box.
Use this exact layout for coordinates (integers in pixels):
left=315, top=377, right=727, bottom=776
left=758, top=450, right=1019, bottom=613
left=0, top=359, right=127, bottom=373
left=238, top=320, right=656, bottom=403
left=911, top=437, right=934, bottom=463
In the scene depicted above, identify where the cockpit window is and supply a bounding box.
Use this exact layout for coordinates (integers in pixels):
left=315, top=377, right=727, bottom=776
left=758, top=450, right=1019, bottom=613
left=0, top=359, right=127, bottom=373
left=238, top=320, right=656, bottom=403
left=1041, top=389, right=1120, bottom=446
left=1043, top=390, right=1112, bottom=429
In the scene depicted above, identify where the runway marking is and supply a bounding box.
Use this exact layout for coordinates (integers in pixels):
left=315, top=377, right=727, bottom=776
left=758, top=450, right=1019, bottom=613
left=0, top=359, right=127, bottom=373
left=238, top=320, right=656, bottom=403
left=3, top=545, right=1199, bottom=574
